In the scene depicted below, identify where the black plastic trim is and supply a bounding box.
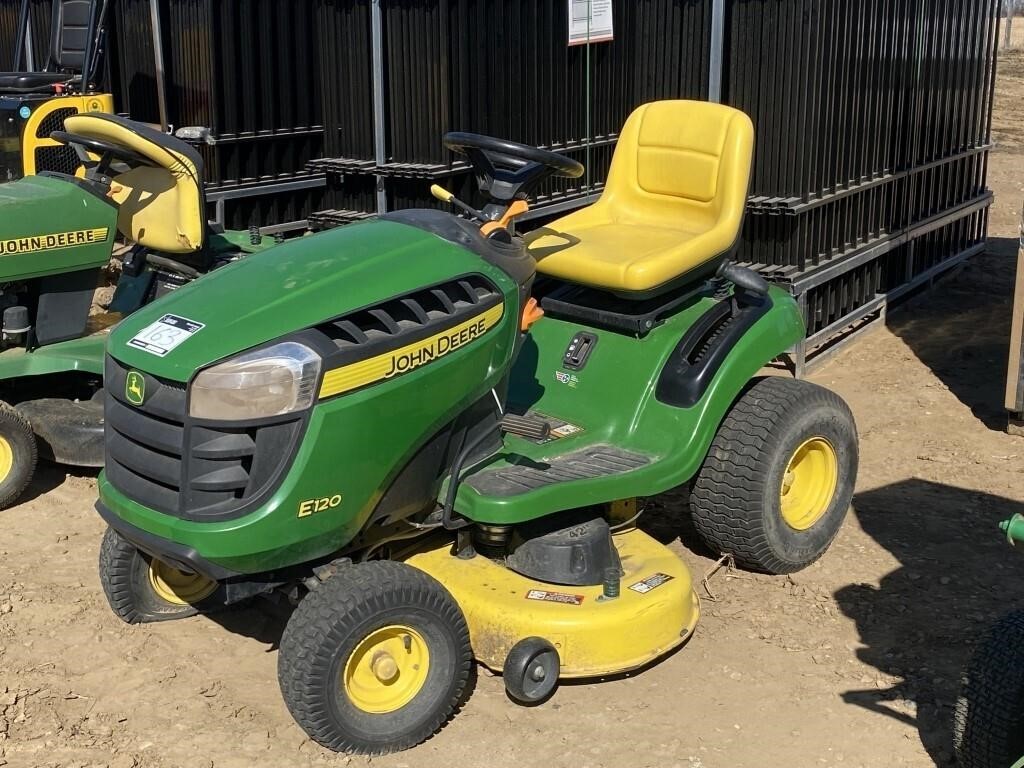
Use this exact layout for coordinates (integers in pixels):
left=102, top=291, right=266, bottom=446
left=655, top=293, right=774, bottom=408
left=540, top=280, right=711, bottom=337
left=105, top=354, right=310, bottom=523
left=38, top=171, right=120, bottom=205
left=382, top=209, right=536, bottom=286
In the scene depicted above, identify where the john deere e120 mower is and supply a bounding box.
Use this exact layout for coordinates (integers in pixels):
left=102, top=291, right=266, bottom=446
left=0, top=111, right=270, bottom=508
left=95, top=100, right=859, bottom=754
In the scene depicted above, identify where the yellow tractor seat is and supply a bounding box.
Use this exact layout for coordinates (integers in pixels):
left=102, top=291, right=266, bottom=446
left=528, top=100, right=754, bottom=295
left=62, top=112, right=206, bottom=254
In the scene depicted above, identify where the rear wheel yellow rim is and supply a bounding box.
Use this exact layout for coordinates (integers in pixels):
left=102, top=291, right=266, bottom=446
left=343, top=625, right=430, bottom=714
left=147, top=560, right=217, bottom=605
left=780, top=437, right=838, bottom=531
left=0, top=437, right=13, bottom=484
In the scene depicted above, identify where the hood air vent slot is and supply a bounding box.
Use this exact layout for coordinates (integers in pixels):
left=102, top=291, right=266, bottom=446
left=318, top=275, right=502, bottom=354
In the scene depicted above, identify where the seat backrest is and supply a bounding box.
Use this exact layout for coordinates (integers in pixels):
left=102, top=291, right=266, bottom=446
left=63, top=112, right=206, bottom=254
left=47, top=0, right=97, bottom=73
left=601, top=100, right=753, bottom=237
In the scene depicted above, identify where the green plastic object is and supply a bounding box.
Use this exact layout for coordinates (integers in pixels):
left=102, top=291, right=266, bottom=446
left=0, top=333, right=107, bottom=379
left=1001, top=514, right=1024, bottom=548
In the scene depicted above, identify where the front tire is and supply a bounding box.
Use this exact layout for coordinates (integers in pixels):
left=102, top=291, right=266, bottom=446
left=278, top=561, right=472, bottom=755
left=98, top=527, right=218, bottom=623
left=690, top=377, right=858, bottom=574
left=955, top=610, right=1024, bottom=768
left=0, top=403, right=37, bottom=510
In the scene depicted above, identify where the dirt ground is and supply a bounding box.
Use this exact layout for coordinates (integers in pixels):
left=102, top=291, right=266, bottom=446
left=6, top=51, right=1024, bottom=768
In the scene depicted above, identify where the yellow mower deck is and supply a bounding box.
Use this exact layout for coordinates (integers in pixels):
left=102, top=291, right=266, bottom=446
left=406, top=528, right=699, bottom=677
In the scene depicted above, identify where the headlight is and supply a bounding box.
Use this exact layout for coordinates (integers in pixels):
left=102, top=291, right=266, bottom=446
left=189, top=342, right=322, bottom=421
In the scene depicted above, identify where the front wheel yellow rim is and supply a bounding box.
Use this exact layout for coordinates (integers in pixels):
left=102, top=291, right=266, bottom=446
left=780, top=437, right=839, bottom=531
left=343, top=625, right=430, bottom=714
left=147, top=560, right=217, bottom=605
left=0, top=436, right=14, bottom=484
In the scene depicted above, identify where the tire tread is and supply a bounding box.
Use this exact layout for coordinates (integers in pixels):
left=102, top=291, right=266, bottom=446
left=278, top=561, right=472, bottom=755
left=690, top=377, right=856, bottom=574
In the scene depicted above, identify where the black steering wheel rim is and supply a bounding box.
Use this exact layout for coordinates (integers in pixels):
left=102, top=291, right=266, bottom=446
left=444, top=132, right=584, bottom=179
left=50, top=130, right=153, bottom=167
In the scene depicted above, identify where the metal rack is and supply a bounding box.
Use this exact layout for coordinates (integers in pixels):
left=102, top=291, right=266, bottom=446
left=0, top=0, right=1000, bottom=369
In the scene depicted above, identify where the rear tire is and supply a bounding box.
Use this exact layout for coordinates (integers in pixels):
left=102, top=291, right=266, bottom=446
left=954, top=610, right=1024, bottom=768
left=0, top=403, right=37, bottom=510
left=98, top=527, right=218, bottom=623
left=689, top=377, right=858, bottom=574
left=278, top=561, right=472, bottom=754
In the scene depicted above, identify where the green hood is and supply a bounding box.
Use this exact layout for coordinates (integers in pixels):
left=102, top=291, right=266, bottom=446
left=0, top=175, right=116, bottom=280
left=108, top=219, right=506, bottom=381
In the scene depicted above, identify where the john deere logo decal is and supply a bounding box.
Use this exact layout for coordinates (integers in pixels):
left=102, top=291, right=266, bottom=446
left=0, top=228, right=109, bottom=256
left=318, top=302, right=505, bottom=399
left=125, top=372, right=145, bottom=406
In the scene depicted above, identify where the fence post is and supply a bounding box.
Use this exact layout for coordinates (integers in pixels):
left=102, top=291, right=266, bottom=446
left=149, top=0, right=169, bottom=132
left=1006, top=0, right=1016, bottom=49
left=709, top=0, right=725, bottom=102
left=371, top=0, right=388, bottom=215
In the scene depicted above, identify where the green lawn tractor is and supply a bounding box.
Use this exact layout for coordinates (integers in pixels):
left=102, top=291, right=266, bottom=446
left=0, top=111, right=270, bottom=508
left=955, top=514, right=1024, bottom=768
left=95, top=100, right=859, bottom=754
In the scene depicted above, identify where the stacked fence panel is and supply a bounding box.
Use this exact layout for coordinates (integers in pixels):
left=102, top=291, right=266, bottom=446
left=310, top=0, right=712, bottom=223
left=726, top=0, right=998, bottom=366
left=0, top=0, right=1000, bottom=366
left=109, top=0, right=326, bottom=228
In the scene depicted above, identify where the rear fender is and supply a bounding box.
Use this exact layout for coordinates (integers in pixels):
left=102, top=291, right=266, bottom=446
left=660, top=286, right=805, bottom=483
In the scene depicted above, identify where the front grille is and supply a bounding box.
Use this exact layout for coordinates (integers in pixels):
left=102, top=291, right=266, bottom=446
left=35, top=144, right=81, bottom=176
left=104, top=355, right=306, bottom=522
left=36, top=107, right=79, bottom=138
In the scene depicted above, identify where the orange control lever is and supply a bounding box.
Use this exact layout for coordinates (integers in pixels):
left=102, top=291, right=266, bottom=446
left=521, top=297, right=544, bottom=331
left=481, top=199, right=530, bottom=238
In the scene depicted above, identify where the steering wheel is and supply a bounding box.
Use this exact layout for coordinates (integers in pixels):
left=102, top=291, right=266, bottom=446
left=444, top=132, right=585, bottom=203
left=50, top=130, right=153, bottom=168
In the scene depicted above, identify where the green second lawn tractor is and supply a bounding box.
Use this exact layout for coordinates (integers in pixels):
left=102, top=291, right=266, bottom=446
left=0, top=112, right=270, bottom=508
left=95, top=100, right=859, bottom=754
left=955, top=514, right=1024, bottom=768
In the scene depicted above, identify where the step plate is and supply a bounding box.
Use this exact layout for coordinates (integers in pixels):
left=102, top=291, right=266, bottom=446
left=466, top=445, right=651, bottom=497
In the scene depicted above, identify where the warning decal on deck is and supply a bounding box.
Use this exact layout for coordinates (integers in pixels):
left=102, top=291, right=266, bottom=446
left=525, top=589, right=584, bottom=606
left=628, top=572, right=674, bottom=594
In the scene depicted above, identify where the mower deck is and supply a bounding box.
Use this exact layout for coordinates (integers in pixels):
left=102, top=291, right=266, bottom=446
left=405, top=528, right=699, bottom=677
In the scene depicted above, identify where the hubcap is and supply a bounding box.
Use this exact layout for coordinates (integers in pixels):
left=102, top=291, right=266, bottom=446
left=0, top=436, right=14, bottom=483
left=343, top=625, right=430, bottom=714
left=780, top=437, right=839, bottom=531
left=147, top=559, right=217, bottom=605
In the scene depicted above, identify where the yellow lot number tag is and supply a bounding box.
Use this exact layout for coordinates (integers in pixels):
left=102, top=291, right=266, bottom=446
left=298, top=494, right=342, bottom=518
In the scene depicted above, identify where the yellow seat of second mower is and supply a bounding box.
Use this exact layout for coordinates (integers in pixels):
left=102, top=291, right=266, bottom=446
left=528, top=100, right=754, bottom=294
left=63, top=112, right=206, bottom=255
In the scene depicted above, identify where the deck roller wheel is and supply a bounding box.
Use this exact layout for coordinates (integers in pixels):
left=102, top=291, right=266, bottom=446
left=504, top=637, right=560, bottom=703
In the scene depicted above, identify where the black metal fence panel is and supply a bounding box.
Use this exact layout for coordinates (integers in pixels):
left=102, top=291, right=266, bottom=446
left=0, top=0, right=1000, bottom=367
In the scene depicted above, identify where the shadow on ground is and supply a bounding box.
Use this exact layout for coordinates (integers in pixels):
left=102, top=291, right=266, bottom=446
left=887, top=238, right=1016, bottom=431
left=837, top=480, right=1024, bottom=766
left=20, top=461, right=97, bottom=505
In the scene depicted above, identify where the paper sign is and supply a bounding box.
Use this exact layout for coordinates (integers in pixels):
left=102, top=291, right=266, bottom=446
left=568, top=0, right=614, bottom=46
